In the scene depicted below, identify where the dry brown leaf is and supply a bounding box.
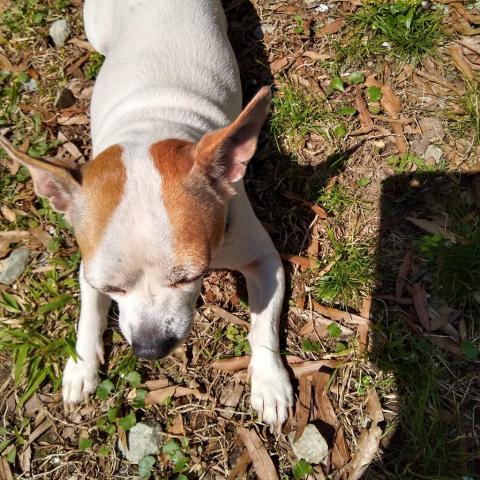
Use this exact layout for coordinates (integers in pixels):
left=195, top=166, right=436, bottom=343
left=29, top=226, right=52, bottom=248
left=0, top=230, right=30, bottom=242
left=0, top=458, right=13, bottom=480
left=346, top=424, right=382, bottom=479
left=144, top=378, right=169, bottom=390
left=280, top=253, right=315, bottom=269
left=290, top=360, right=345, bottom=378
left=1, top=206, right=16, bottom=223
left=237, top=427, right=279, bottom=480
left=282, top=192, right=328, bottom=218
left=295, top=376, right=312, bottom=441
left=211, top=356, right=250, bottom=372
left=406, top=217, right=457, bottom=243
left=410, top=282, right=431, bottom=331
left=227, top=449, right=252, bottom=480
left=316, top=18, right=345, bottom=36
left=355, top=92, right=373, bottom=129
left=423, top=334, right=462, bottom=355
left=395, top=249, right=413, bottom=299
left=381, top=85, right=401, bottom=118
left=68, top=38, right=95, bottom=51
left=313, top=372, right=350, bottom=469
left=145, top=385, right=212, bottom=405
left=145, top=386, right=177, bottom=405
left=220, top=382, right=244, bottom=419
left=271, top=57, right=289, bottom=74
left=168, top=413, right=186, bottom=436
left=450, top=44, right=475, bottom=79
left=207, top=304, right=250, bottom=329
left=345, top=389, right=383, bottom=479
left=312, top=302, right=368, bottom=324
left=57, top=113, right=89, bottom=126
left=303, top=51, right=332, bottom=61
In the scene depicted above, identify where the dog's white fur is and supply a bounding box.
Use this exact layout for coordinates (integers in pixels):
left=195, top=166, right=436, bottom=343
left=62, top=0, right=293, bottom=426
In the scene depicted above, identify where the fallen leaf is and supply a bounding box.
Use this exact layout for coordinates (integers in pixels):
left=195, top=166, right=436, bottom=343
left=316, top=18, right=345, bottom=36
left=168, top=413, right=186, bottom=436
left=355, top=92, right=374, bottom=129
left=303, top=51, right=332, bottom=61
left=280, top=253, right=316, bottom=269
left=450, top=44, right=475, bottom=79
left=410, top=283, right=431, bottom=331
left=211, top=356, right=251, bottom=372
left=220, top=382, right=245, bottom=419
left=295, top=376, right=312, bottom=440
left=144, top=378, right=169, bottom=390
left=345, top=389, right=383, bottom=479
left=1, top=206, right=16, bottom=223
left=312, top=302, right=369, bottom=324
left=207, top=304, right=250, bottom=329
left=395, top=250, right=413, bottom=299
left=406, top=217, right=458, bottom=243
left=271, top=57, right=289, bottom=74
left=145, top=385, right=212, bottom=405
left=290, top=360, right=345, bottom=378
left=282, top=192, right=328, bottom=218
left=423, top=334, right=462, bottom=355
left=0, top=230, right=30, bottom=242
left=57, top=113, right=89, bottom=126
left=0, top=458, right=13, bottom=480
left=312, top=372, right=350, bottom=469
left=227, top=449, right=252, bottom=480
left=237, top=427, right=279, bottom=480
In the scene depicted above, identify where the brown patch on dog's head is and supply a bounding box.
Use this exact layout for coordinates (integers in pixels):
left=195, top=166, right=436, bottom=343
left=151, top=139, right=226, bottom=273
left=151, top=87, right=272, bottom=271
left=76, top=145, right=127, bottom=262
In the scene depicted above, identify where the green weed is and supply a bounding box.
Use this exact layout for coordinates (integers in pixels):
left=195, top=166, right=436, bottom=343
left=84, top=52, right=105, bottom=80
left=270, top=83, right=330, bottom=150
left=317, top=184, right=354, bottom=213
left=225, top=325, right=250, bottom=356
left=387, top=153, right=436, bottom=174
left=456, top=81, right=480, bottom=144
left=315, top=230, right=375, bottom=308
left=350, top=0, right=445, bottom=62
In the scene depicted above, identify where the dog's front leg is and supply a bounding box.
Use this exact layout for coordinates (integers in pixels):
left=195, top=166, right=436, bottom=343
left=62, top=262, right=111, bottom=409
left=240, top=252, right=293, bottom=427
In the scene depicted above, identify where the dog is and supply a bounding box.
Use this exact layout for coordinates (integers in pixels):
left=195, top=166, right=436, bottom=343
left=0, top=0, right=293, bottom=426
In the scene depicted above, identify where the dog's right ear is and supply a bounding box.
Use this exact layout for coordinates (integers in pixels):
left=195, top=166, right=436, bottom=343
left=0, top=134, right=81, bottom=214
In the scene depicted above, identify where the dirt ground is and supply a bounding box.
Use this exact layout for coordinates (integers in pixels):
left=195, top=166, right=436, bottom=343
left=0, top=0, right=479, bottom=479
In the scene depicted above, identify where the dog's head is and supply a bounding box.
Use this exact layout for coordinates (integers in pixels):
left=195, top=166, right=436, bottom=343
left=0, top=87, right=271, bottom=359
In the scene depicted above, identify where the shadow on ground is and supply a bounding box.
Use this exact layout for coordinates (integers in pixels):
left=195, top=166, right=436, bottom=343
left=226, top=1, right=479, bottom=478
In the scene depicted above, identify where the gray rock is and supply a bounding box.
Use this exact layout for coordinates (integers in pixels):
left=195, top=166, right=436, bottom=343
left=118, top=422, right=163, bottom=463
left=54, top=88, right=76, bottom=109
left=252, top=24, right=275, bottom=40
left=419, top=117, right=445, bottom=142
left=290, top=424, right=329, bottom=465
left=424, top=144, right=443, bottom=165
left=0, top=248, right=30, bottom=285
left=49, top=19, right=71, bottom=48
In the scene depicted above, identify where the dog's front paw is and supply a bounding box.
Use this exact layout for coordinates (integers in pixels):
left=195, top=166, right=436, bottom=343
left=249, top=358, right=293, bottom=427
left=62, top=356, right=100, bottom=410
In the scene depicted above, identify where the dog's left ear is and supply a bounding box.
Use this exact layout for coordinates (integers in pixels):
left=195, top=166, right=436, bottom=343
left=194, top=86, right=271, bottom=193
left=0, top=134, right=82, bottom=214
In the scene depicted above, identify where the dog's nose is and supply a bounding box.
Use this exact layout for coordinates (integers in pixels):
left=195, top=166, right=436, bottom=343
left=132, top=335, right=178, bottom=360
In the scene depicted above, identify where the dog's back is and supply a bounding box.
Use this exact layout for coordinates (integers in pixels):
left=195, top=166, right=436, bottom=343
left=83, top=0, right=242, bottom=155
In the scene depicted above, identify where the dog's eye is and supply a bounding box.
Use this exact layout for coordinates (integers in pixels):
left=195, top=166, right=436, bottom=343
left=172, top=273, right=203, bottom=287
left=101, top=285, right=127, bottom=295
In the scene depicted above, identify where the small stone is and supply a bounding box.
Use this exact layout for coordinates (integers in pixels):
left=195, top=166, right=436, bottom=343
left=54, top=88, right=76, bottom=109
left=252, top=23, right=275, bottom=40
left=419, top=117, right=445, bottom=142
left=424, top=144, right=443, bottom=165
left=0, top=248, right=30, bottom=285
left=290, top=424, right=329, bottom=465
left=118, top=422, right=163, bottom=463
left=49, top=19, right=71, bottom=48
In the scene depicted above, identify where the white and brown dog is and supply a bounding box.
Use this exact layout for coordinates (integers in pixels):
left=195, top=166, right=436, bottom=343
left=0, top=0, right=293, bottom=426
